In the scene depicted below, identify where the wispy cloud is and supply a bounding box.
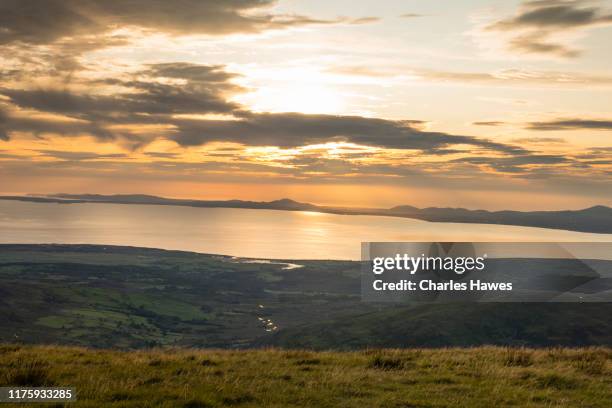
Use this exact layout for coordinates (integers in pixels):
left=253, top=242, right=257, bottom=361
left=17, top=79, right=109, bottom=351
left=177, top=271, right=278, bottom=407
left=328, top=65, right=612, bottom=86
left=511, top=137, right=567, bottom=144
left=527, top=118, right=612, bottom=130
left=485, top=0, right=612, bottom=58
left=400, top=13, right=426, bottom=19
left=473, top=121, right=506, bottom=127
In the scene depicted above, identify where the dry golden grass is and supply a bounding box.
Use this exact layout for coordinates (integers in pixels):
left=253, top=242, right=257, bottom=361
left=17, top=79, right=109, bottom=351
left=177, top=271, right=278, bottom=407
left=0, top=345, right=610, bottom=407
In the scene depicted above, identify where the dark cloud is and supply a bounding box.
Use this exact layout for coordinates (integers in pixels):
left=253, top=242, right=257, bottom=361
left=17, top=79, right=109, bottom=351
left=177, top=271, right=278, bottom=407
left=171, top=111, right=528, bottom=154
left=473, top=121, right=505, bottom=126
left=3, top=63, right=241, bottom=118
left=0, top=0, right=346, bottom=45
left=490, top=0, right=612, bottom=30
left=457, top=154, right=571, bottom=166
left=508, top=32, right=581, bottom=57
left=0, top=0, right=97, bottom=45
left=575, top=147, right=612, bottom=165
left=146, top=63, right=238, bottom=84
left=3, top=89, right=133, bottom=116
left=581, top=146, right=612, bottom=156
left=576, top=147, right=612, bottom=163
left=35, top=150, right=127, bottom=161
left=400, top=13, right=425, bottom=18
left=3, top=113, right=116, bottom=141
left=0, top=152, right=20, bottom=158
left=487, top=0, right=612, bottom=57
left=145, top=152, right=180, bottom=159
left=0, top=108, right=8, bottom=140
left=527, top=118, right=612, bottom=130
left=6, top=89, right=220, bottom=117
left=426, top=148, right=465, bottom=156
left=348, top=17, right=380, bottom=24
left=584, top=159, right=612, bottom=165
left=511, top=137, right=567, bottom=144
left=0, top=36, right=130, bottom=83
left=452, top=154, right=574, bottom=174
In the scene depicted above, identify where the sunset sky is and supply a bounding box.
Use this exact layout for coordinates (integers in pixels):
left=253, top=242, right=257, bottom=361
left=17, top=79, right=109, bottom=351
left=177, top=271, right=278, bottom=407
left=1, top=0, right=611, bottom=209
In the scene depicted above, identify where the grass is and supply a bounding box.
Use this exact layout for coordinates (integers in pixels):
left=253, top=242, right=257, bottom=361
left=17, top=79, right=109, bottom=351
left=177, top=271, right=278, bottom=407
left=0, top=345, right=610, bottom=407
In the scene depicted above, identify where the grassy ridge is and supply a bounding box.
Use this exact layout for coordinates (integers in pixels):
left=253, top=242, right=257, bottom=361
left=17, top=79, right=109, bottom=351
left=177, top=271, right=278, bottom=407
left=1, top=345, right=611, bottom=407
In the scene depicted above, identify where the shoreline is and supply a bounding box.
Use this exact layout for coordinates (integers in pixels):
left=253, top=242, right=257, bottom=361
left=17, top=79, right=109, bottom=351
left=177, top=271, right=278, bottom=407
left=1, top=194, right=612, bottom=235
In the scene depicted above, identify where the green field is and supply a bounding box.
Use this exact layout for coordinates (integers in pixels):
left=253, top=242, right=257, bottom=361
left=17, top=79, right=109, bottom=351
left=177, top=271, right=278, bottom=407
left=1, top=244, right=612, bottom=349
left=1, top=344, right=610, bottom=407
left=0, top=244, right=371, bottom=348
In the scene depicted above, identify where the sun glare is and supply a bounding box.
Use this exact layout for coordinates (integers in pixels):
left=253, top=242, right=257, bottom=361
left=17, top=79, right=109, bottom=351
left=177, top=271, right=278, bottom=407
left=237, top=83, right=345, bottom=114
left=298, top=211, right=325, bottom=217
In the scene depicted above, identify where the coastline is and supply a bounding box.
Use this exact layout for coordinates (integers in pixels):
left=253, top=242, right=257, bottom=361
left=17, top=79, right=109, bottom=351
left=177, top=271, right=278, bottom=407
left=2, top=194, right=612, bottom=235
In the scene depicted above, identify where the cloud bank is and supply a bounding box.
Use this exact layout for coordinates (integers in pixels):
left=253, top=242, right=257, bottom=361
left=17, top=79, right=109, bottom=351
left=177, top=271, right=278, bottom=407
left=0, top=0, right=354, bottom=45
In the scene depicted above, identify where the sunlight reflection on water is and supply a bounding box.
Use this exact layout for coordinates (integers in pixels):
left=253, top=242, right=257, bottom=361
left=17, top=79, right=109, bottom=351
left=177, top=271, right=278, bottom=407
left=0, top=201, right=611, bottom=260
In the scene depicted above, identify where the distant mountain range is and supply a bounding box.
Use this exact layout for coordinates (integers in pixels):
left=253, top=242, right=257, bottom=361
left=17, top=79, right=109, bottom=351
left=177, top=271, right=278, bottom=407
left=1, top=193, right=612, bottom=234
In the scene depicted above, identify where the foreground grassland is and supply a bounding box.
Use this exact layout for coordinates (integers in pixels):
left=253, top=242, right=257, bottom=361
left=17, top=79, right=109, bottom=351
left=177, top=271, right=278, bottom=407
left=1, top=345, right=611, bottom=407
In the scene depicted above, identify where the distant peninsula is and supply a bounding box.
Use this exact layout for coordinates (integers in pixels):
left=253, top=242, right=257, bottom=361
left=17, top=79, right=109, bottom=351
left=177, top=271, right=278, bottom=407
left=1, top=193, right=612, bottom=234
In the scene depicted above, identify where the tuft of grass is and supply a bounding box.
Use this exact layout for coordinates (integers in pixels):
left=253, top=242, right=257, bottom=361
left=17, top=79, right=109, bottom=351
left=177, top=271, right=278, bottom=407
left=0, top=345, right=21, bottom=355
left=148, top=358, right=163, bottom=367
left=546, top=347, right=609, bottom=375
left=183, top=400, right=212, bottom=408
left=503, top=348, right=533, bottom=367
left=368, top=354, right=405, bottom=370
left=572, top=351, right=607, bottom=375
left=0, top=358, right=52, bottom=386
left=200, top=358, right=218, bottom=367
left=108, top=391, right=133, bottom=402
left=294, top=358, right=321, bottom=366
left=141, top=376, right=162, bottom=385
left=534, top=373, right=581, bottom=390
left=221, top=394, right=255, bottom=405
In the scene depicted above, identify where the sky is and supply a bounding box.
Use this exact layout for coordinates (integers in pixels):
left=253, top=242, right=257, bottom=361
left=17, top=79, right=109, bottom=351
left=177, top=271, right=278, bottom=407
left=0, top=0, right=611, bottom=210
